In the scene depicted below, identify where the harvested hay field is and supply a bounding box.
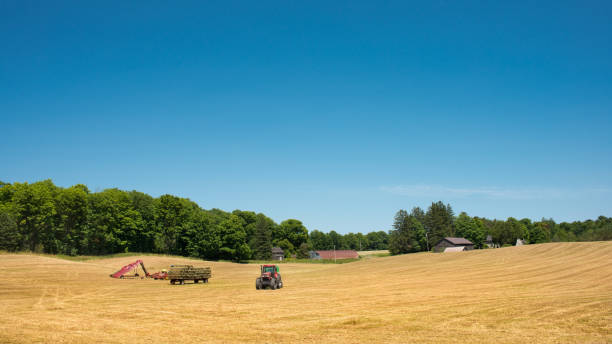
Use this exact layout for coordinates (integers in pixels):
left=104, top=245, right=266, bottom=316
left=0, top=242, right=610, bottom=343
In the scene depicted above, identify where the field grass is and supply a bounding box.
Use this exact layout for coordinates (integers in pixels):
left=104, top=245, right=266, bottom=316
left=0, top=242, right=610, bottom=343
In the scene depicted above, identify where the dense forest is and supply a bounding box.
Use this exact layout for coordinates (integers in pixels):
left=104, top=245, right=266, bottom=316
left=0, top=180, right=610, bottom=260
left=0, top=180, right=388, bottom=260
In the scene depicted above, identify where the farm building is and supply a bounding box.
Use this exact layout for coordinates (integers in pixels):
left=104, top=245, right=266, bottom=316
left=315, top=250, right=359, bottom=260
left=443, top=246, right=466, bottom=253
left=433, top=237, right=474, bottom=253
left=271, top=247, right=284, bottom=261
left=516, top=239, right=527, bottom=246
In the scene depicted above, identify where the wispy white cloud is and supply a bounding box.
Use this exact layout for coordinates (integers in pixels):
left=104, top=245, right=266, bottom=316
left=379, top=184, right=611, bottom=200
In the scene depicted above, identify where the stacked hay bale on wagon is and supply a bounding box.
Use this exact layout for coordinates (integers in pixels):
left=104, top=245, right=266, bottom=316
left=167, top=265, right=212, bottom=285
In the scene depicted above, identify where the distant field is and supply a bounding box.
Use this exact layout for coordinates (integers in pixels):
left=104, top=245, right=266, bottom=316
left=0, top=242, right=610, bottom=343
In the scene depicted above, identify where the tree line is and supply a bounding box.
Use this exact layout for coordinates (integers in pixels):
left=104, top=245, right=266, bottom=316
left=0, top=180, right=390, bottom=260
left=388, top=201, right=612, bottom=255
left=0, top=181, right=609, bottom=260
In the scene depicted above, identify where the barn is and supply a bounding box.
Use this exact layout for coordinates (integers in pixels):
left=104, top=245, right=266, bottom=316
left=433, top=237, right=474, bottom=252
left=315, top=250, right=359, bottom=260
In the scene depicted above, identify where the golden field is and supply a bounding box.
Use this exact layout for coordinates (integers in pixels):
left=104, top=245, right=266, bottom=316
left=0, top=242, right=610, bottom=344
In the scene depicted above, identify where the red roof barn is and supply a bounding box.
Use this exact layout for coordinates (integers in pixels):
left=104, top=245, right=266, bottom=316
left=315, top=250, right=359, bottom=260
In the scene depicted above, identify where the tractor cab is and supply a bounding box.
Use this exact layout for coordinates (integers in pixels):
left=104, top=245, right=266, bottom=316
left=261, top=265, right=278, bottom=277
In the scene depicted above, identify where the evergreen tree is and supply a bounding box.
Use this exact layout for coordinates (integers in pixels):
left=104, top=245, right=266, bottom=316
left=393, top=209, right=409, bottom=231
left=252, top=214, right=273, bottom=260
left=424, top=201, right=454, bottom=248
left=410, top=207, right=426, bottom=225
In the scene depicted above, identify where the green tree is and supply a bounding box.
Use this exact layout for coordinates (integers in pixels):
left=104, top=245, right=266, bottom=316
left=218, top=214, right=248, bottom=261
left=0, top=210, right=19, bottom=251
left=235, top=243, right=252, bottom=262
left=343, top=233, right=359, bottom=250
left=309, top=230, right=333, bottom=250
left=55, top=185, right=89, bottom=255
left=366, top=231, right=389, bottom=250
left=12, top=180, right=57, bottom=252
left=328, top=230, right=344, bottom=250
left=530, top=222, right=551, bottom=243
left=128, top=191, right=156, bottom=253
left=393, top=209, right=409, bottom=231
left=389, top=216, right=426, bottom=255
left=186, top=211, right=222, bottom=260
left=410, top=207, right=426, bottom=225
left=454, top=212, right=486, bottom=248
left=252, top=214, right=273, bottom=260
left=274, top=238, right=295, bottom=257
left=504, top=217, right=529, bottom=245
left=87, top=189, right=139, bottom=254
left=153, top=194, right=189, bottom=254
left=277, top=219, right=308, bottom=249
left=424, top=201, right=454, bottom=248
left=296, top=242, right=311, bottom=259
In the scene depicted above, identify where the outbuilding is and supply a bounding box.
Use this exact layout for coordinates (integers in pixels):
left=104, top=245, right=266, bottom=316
left=271, top=247, right=284, bottom=261
left=433, top=237, right=474, bottom=252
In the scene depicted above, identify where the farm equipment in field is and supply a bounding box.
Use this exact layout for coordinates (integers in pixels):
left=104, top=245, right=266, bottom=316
left=110, top=259, right=150, bottom=279
left=255, top=264, right=283, bottom=290
left=149, top=269, right=168, bottom=280
left=167, top=265, right=212, bottom=285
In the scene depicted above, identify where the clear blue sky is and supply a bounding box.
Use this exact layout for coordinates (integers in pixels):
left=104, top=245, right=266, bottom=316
left=1, top=1, right=611, bottom=233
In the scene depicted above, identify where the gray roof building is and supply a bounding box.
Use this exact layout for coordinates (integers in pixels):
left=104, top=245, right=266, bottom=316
left=434, top=237, right=474, bottom=252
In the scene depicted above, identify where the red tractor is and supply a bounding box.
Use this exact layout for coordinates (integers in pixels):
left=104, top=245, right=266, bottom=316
left=256, top=264, right=283, bottom=290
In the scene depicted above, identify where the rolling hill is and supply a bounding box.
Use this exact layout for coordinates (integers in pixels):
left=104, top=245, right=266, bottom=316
left=0, top=242, right=610, bottom=343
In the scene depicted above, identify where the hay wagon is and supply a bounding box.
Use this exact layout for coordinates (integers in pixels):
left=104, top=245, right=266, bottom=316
left=167, top=265, right=212, bottom=285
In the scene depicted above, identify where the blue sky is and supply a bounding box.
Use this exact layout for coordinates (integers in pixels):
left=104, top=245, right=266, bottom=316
left=1, top=1, right=611, bottom=233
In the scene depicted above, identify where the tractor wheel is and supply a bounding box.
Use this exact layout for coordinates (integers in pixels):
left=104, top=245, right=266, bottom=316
left=279, top=281, right=283, bottom=289
left=194, top=279, right=199, bottom=284
left=256, top=278, right=261, bottom=290
left=170, top=279, right=176, bottom=285
left=270, top=278, right=276, bottom=290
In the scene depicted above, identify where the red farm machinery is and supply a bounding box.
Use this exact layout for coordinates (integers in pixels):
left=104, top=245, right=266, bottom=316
left=255, top=264, right=283, bottom=290
left=109, top=259, right=150, bottom=279
left=109, top=260, right=211, bottom=285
